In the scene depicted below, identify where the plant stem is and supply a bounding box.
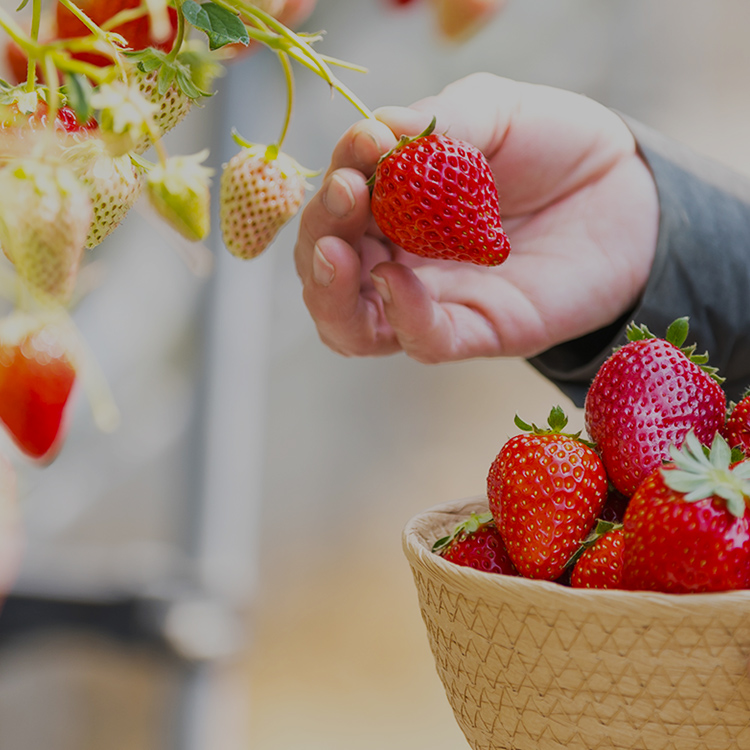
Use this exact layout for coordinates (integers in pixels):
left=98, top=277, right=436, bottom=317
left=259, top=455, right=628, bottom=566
left=276, top=50, right=294, bottom=149
left=215, top=0, right=373, bottom=119
left=26, top=0, right=42, bottom=93
left=167, top=0, right=186, bottom=61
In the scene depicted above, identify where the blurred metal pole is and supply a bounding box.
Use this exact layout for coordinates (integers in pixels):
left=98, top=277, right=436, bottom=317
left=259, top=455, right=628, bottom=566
left=168, top=53, right=277, bottom=750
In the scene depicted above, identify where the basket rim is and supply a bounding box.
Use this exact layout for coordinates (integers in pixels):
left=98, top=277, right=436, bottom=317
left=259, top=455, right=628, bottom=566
left=403, top=495, right=750, bottom=611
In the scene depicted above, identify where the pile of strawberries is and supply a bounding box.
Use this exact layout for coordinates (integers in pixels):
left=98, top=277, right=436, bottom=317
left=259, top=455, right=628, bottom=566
left=435, top=318, right=750, bottom=594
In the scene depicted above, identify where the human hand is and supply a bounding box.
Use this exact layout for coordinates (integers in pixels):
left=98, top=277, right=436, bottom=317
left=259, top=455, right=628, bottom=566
left=294, top=73, right=659, bottom=363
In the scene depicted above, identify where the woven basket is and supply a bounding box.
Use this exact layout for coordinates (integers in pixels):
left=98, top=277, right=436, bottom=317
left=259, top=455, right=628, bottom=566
left=402, top=496, right=750, bottom=750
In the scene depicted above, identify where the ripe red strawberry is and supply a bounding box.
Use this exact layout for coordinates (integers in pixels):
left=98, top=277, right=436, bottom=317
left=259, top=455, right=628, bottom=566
left=721, top=389, right=750, bottom=458
left=55, top=0, right=179, bottom=68
left=622, top=431, right=750, bottom=593
left=569, top=520, right=625, bottom=589
left=0, top=101, right=98, bottom=140
left=220, top=142, right=310, bottom=260
left=584, top=318, right=726, bottom=497
left=432, top=511, right=518, bottom=575
left=0, top=315, right=77, bottom=463
left=369, top=119, right=510, bottom=266
left=486, top=406, right=608, bottom=580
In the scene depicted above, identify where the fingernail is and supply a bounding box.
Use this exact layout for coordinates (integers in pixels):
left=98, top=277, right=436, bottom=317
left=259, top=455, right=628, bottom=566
left=323, top=173, right=355, bottom=218
left=370, top=272, right=392, bottom=304
left=313, top=243, right=335, bottom=286
left=352, top=127, right=382, bottom=166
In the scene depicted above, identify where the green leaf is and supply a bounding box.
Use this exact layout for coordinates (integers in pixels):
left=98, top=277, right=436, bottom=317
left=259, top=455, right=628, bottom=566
left=182, top=1, right=250, bottom=50
left=15, top=0, right=30, bottom=10
left=63, top=73, right=94, bottom=124
left=547, top=405, right=569, bottom=433
left=666, top=316, right=689, bottom=348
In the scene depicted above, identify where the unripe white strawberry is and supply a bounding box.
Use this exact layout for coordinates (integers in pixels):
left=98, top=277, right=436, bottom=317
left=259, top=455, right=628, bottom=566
left=127, top=44, right=222, bottom=155
left=220, top=143, right=311, bottom=260
left=63, top=139, right=144, bottom=249
left=146, top=151, right=213, bottom=241
left=0, top=159, right=92, bottom=303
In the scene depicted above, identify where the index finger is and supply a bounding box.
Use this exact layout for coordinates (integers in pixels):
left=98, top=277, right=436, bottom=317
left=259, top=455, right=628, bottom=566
left=325, top=117, right=400, bottom=179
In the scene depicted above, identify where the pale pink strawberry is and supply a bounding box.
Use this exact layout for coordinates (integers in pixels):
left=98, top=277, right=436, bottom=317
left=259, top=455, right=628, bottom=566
left=220, top=142, right=310, bottom=260
left=63, top=139, right=144, bottom=249
left=127, top=44, right=222, bottom=155
left=0, top=159, right=92, bottom=302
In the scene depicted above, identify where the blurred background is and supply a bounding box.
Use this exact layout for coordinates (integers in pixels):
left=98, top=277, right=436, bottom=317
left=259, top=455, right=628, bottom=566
left=1, top=1, right=750, bottom=749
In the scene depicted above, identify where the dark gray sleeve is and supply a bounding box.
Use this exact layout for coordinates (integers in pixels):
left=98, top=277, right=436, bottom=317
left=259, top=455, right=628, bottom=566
left=528, top=115, right=750, bottom=407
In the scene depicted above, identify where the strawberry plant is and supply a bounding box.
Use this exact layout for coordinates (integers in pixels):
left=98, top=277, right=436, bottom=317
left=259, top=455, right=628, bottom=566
left=0, top=0, right=377, bottom=464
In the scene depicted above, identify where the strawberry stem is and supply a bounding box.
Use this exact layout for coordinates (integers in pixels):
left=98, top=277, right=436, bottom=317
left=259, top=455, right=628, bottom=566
left=25, top=0, right=42, bottom=94
left=217, top=0, right=374, bottom=119
left=167, top=0, right=187, bottom=62
left=275, top=49, right=294, bottom=150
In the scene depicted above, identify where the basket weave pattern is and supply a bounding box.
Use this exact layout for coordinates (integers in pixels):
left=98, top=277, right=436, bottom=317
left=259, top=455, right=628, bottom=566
left=403, top=497, right=750, bottom=750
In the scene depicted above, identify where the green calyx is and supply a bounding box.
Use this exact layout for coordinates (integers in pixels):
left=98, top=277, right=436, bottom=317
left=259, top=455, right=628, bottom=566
left=514, top=405, right=596, bottom=448
left=662, top=431, right=750, bottom=518
left=625, top=317, right=724, bottom=384
left=365, top=115, right=437, bottom=188
left=125, top=44, right=221, bottom=101
left=565, top=518, right=623, bottom=569
left=432, top=511, right=493, bottom=554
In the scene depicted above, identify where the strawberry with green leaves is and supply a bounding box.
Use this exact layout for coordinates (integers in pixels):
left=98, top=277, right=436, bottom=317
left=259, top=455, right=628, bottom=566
left=220, top=140, right=311, bottom=260
left=0, top=314, right=77, bottom=463
left=569, top=520, right=625, bottom=589
left=369, top=118, right=511, bottom=266
left=486, top=406, right=608, bottom=580
left=585, top=318, right=726, bottom=497
left=622, top=431, right=750, bottom=593
left=433, top=511, right=518, bottom=575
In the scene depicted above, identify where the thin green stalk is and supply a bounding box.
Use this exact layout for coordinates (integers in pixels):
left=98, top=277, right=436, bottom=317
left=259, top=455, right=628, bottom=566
left=215, top=0, right=373, bottom=119
left=56, top=0, right=102, bottom=38
left=275, top=50, right=294, bottom=149
left=42, top=54, right=60, bottom=127
left=56, top=0, right=128, bottom=78
left=26, top=0, right=42, bottom=93
left=167, top=0, right=186, bottom=61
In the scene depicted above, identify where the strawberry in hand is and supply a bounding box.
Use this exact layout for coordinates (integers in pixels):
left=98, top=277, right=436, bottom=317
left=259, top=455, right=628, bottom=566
left=433, top=511, right=518, bottom=575
left=0, top=315, right=77, bottom=463
left=486, top=406, right=608, bottom=580
left=369, top=118, right=511, bottom=266
left=622, top=431, right=750, bottom=594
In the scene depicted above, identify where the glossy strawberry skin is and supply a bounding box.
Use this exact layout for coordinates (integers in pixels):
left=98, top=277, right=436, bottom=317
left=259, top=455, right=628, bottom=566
left=584, top=338, right=726, bottom=496
left=487, top=433, right=608, bottom=580
left=722, top=395, right=750, bottom=457
left=571, top=527, right=624, bottom=589
left=0, top=102, right=98, bottom=137
left=370, top=132, right=510, bottom=266
left=622, top=466, right=750, bottom=593
left=0, top=332, right=76, bottom=462
left=438, top=519, right=518, bottom=575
